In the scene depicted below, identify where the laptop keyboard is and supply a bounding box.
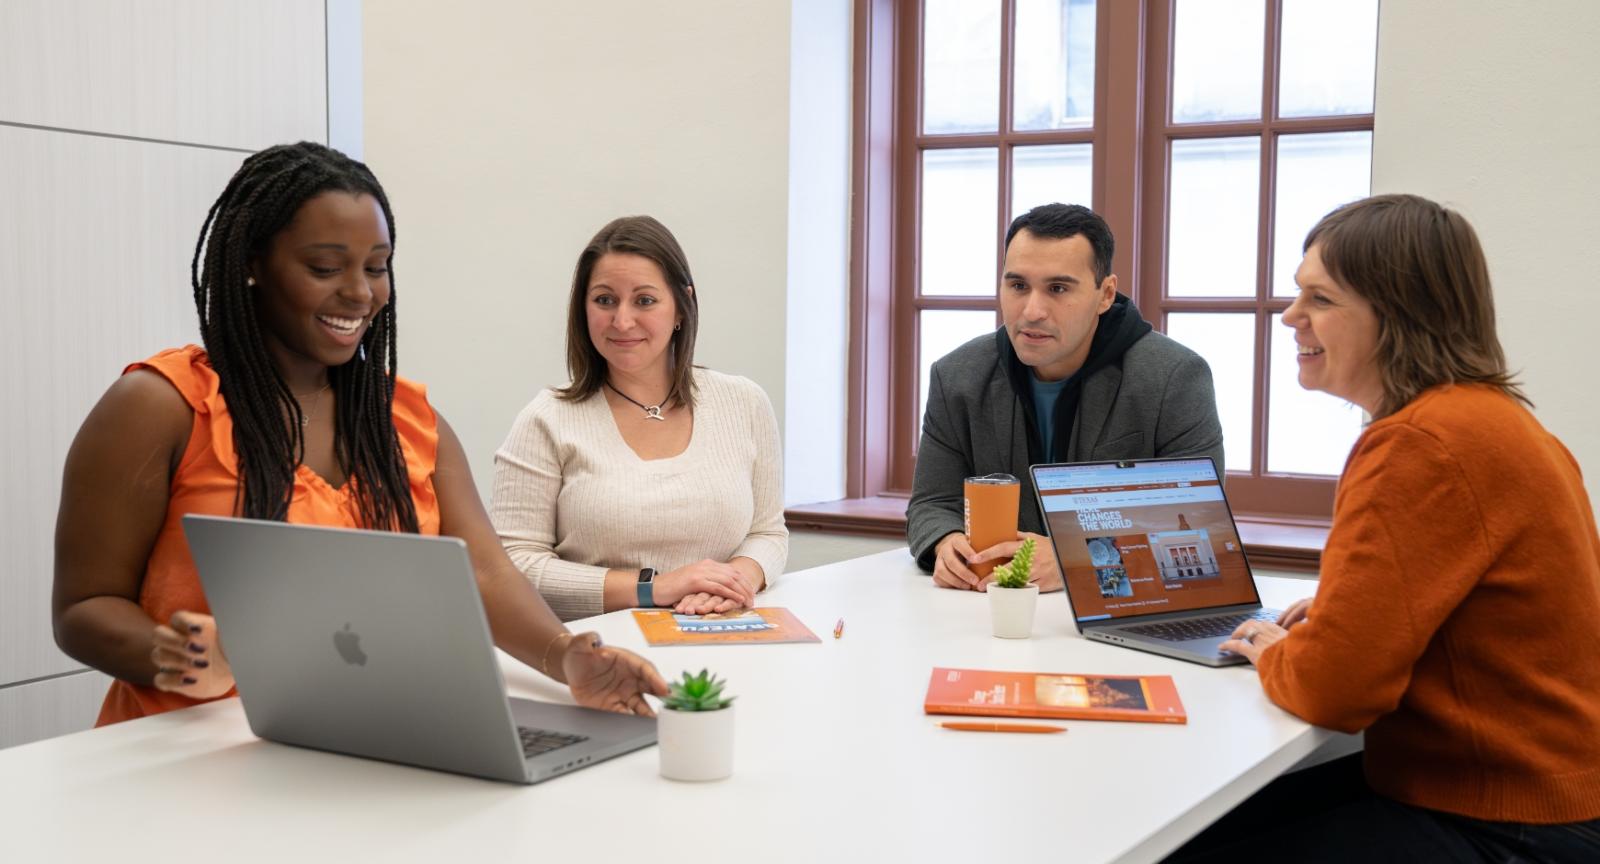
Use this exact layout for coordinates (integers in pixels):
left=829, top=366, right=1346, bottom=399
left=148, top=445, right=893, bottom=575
left=517, top=726, right=589, bottom=758
left=1122, top=609, right=1281, bottom=642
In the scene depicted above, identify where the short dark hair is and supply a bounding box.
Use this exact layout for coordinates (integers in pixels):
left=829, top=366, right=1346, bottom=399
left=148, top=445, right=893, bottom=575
left=556, top=215, right=700, bottom=408
left=1305, top=193, right=1528, bottom=419
left=1005, top=203, right=1115, bottom=285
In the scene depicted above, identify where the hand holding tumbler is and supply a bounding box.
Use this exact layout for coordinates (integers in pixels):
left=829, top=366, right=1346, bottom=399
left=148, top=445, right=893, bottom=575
left=963, top=474, right=1020, bottom=579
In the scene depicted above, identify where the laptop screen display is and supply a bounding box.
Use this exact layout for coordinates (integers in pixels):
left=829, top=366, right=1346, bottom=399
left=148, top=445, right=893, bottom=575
left=1034, top=458, right=1261, bottom=623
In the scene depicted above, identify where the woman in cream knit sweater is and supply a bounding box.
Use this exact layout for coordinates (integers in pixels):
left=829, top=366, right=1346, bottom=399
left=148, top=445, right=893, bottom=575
left=492, top=216, right=787, bottom=621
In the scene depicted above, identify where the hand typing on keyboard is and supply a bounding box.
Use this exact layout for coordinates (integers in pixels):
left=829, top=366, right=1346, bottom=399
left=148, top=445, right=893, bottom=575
left=1218, top=615, right=1290, bottom=665
left=1277, top=597, right=1314, bottom=630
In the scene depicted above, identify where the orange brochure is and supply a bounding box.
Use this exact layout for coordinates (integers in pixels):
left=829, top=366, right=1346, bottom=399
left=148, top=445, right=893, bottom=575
left=632, top=608, right=821, bottom=646
left=924, top=667, right=1187, bottom=725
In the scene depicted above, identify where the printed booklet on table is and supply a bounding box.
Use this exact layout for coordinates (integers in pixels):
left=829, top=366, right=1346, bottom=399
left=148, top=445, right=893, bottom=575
left=632, top=608, right=821, bottom=646
left=924, top=667, right=1187, bottom=724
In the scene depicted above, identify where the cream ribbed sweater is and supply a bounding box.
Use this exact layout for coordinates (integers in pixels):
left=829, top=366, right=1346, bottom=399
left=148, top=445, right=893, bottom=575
left=491, top=369, right=788, bottom=621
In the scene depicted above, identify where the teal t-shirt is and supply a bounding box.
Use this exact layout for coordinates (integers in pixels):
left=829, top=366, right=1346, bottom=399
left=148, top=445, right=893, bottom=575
left=1030, top=373, right=1072, bottom=459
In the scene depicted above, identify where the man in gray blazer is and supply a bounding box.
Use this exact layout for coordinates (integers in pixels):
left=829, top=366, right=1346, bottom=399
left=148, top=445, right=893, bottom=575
left=909, top=203, right=1224, bottom=591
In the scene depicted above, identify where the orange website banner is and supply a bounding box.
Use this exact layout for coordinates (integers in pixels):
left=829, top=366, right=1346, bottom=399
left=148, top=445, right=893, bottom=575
left=632, top=608, right=821, bottom=646
left=924, top=667, right=1187, bottom=724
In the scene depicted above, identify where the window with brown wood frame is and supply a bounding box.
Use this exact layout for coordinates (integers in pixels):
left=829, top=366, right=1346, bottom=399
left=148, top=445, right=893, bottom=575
left=792, top=0, right=1376, bottom=566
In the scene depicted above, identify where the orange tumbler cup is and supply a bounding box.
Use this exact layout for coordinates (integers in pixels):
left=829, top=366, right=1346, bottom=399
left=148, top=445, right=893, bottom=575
left=963, top=473, right=1021, bottom=578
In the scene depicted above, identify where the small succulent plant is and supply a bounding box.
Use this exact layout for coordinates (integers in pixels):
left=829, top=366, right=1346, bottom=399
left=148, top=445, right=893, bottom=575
left=662, top=668, right=735, bottom=712
left=990, top=536, right=1036, bottom=590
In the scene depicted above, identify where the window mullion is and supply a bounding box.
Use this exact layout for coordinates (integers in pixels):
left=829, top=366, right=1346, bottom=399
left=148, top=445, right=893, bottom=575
left=1253, top=0, right=1282, bottom=479
left=997, top=0, right=1016, bottom=285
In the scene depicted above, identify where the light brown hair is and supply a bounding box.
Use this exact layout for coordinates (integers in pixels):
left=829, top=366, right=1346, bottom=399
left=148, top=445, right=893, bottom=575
left=1304, top=193, right=1529, bottom=418
left=556, top=215, right=699, bottom=408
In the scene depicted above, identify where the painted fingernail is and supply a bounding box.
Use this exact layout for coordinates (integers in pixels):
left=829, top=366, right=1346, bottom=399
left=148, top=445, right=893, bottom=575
left=182, top=676, right=197, bottom=685
left=192, top=659, right=210, bottom=669
left=188, top=642, right=205, bottom=654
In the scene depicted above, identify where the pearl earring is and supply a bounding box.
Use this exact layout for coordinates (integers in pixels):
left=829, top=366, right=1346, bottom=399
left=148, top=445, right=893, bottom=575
left=246, top=277, right=256, bottom=287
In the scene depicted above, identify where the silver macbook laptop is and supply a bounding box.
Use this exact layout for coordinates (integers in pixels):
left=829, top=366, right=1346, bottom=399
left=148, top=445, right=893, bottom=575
left=1029, top=457, right=1280, bottom=667
left=183, top=515, right=656, bottom=784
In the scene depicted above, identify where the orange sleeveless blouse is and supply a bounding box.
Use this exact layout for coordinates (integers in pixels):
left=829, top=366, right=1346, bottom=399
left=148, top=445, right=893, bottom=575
left=96, top=345, right=442, bottom=725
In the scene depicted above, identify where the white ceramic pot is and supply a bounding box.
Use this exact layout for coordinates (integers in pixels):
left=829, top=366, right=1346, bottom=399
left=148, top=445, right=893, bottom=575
left=987, top=583, right=1040, bottom=639
left=657, top=703, right=735, bottom=782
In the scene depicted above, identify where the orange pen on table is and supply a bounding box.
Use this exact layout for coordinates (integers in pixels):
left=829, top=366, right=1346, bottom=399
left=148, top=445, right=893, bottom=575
left=940, top=721, right=1066, bottom=734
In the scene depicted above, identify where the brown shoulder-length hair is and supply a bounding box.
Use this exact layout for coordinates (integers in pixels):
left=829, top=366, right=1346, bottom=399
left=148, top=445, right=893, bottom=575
left=1304, top=193, right=1529, bottom=419
left=555, top=215, right=700, bottom=408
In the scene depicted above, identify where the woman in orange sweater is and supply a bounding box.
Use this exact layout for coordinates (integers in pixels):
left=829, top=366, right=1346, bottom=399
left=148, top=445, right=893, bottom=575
left=53, top=142, right=666, bottom=725
left=1173, top=194, right=1600, bottom=862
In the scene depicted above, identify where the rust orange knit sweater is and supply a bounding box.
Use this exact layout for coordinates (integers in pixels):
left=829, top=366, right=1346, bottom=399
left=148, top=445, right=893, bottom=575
left=1258, top=384, right=1600, bottom=823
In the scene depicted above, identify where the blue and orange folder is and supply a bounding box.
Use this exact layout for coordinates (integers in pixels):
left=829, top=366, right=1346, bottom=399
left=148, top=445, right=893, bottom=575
left=632, top=608, right=821, bottom=646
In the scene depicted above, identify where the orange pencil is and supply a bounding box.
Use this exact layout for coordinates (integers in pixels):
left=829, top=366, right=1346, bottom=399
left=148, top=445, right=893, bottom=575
left=940, top=721, right=1066, bottom=734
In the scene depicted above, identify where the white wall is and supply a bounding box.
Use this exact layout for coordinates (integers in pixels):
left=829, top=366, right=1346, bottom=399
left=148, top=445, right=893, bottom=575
left=363, top=1, right=817, bottom=494
left=0, top=0, right=335, bottom=748
left=784, top=0, right=854, bottom=506
left=1373, top=1, right=1600, bottom=508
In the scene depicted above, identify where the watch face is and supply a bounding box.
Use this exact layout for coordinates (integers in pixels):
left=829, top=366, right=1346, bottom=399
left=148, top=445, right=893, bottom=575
left=638, top=568, right=656, bottom=583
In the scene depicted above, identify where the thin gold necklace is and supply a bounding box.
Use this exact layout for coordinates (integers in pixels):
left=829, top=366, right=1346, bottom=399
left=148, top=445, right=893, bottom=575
left=292, top=382, right=332, bottom=428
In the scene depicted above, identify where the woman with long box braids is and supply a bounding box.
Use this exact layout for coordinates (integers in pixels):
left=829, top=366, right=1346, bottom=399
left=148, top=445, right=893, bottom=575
left=52, top=142, right=667, bottom=725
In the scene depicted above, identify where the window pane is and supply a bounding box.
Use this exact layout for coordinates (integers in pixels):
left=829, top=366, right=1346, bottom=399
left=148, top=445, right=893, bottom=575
left=1171, top=0, right=1265, bottom=123
left=1267, top=313, right=1365, bottom=475
left=1272, top=131, right=1372, bottom=297
left=1168, top=137, right=1259, bottom=297
left=1166, top=313, right=1255, bottom=474
left=1013, top=0, right=1096, bottom=131
left=921, top=148, right=999, bottom=296
left=920, top=309, right=998, bottom=428
left=1279, top=0, right=1378, bottom=118
left=923, top=0, right=1000, bottom=134
left=1011, top=143, right=1093, bottom=220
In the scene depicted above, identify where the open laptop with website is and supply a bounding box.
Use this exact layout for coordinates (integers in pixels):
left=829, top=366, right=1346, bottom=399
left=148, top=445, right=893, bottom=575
left=1029, top=457, right=1280, bottom=667
left=183, top=514, right=656, bottom=784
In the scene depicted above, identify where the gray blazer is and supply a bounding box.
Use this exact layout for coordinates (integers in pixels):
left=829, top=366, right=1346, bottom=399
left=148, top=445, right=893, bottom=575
left=907, top=329, right=1225, bottom=570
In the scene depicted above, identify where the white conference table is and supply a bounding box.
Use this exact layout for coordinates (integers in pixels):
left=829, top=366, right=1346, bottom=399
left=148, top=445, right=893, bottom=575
left=0, top=549, right=1335, bottom=863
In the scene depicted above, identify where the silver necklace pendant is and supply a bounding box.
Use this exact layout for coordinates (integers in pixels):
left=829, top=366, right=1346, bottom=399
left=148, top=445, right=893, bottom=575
left=644, top=406, right=665, bottom=421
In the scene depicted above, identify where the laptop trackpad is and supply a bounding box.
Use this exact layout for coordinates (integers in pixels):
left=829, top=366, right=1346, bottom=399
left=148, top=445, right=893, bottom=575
left=508, top=698, right=657, bottom=745
left=1112, top=631, right=1248, bottom=665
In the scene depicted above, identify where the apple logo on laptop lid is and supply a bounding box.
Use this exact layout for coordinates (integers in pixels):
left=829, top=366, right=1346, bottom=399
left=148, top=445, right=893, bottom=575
left=334, top=623, right=368, bottom=666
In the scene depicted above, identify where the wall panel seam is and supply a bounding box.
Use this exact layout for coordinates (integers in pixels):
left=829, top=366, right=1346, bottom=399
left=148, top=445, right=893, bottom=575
left=0, top=120, right=254, bottom=155
left=0, top=668, right=94, bottom=692
left=324, top=0, right=331, bottom=144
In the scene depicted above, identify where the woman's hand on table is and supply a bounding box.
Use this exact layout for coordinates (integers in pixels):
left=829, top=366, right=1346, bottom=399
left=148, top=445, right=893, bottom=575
left=653, top=560, right=755, bottom=609
left=151, top=611, right=235, bottom=698
left=673, top=592, right=743, bottom=615
left=561, top=632, right=668, bottom=716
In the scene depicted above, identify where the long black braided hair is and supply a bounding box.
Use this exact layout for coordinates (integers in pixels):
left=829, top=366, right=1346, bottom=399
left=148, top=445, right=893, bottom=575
left=191, top=141, right=419, bottom=533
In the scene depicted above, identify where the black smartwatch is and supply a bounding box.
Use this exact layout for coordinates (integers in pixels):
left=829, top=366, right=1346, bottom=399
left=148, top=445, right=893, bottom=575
left=635, top=567, right=657, bottom=607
